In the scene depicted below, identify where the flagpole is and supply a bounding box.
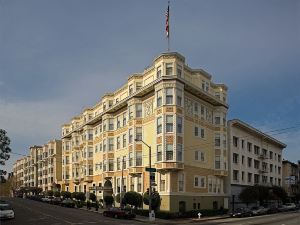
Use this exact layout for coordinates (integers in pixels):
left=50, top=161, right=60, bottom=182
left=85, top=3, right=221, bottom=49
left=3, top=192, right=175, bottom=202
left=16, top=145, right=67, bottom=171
left=167, top=0, right=170, bottom=52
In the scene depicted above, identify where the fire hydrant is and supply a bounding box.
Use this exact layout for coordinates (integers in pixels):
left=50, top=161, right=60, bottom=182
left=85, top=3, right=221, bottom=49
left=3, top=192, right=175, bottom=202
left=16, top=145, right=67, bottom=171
left=198, top=212, right=202, bottom=219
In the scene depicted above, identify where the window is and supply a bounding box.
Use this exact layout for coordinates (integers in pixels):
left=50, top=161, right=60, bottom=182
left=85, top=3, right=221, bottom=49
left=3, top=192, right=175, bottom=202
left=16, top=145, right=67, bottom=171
left=269, top=151, right=273, bottom=160
left=117, top=158, right=121, bottom=170
left=166, top=63, right=173, bottom=75
left=128, top=105, right=134, bottom=119
left=233, top=153, right=239, bottom=163
left=123, top=156, right=126, bottom=169
left=157, top=117, right=162, bottom=134
left=117, top=116, right=121, bottom=128
left=200, top=128, right=205, bottom=138
left=128, top=129, right=133, bottom=144
left=242, top=171, right=245, bottom=181
left=233, top=136, right=238, bottom=147
left=233, top=170, right=239, bottom=181
left=177, top=144, right=183, bottom=161
left=215, top=116, right=221, bottom=125
left=157, top=145, right=162, bottom=161
left=195, top=151, right=205, bottom=161
left=136, top=103, right=142, bottom=118
left=254, top=160, right=260, bottom=169
left=166, top=144, right=173, bottom=160
left=165, top=88, right=173, bottom=104
left=248, top=173, right=252, bottom=183
left=160, top=174, right=166, bottom=191
left=136, top=82, right=142, bottom=91
left=157, top=90, right=162, bottom=107
left=108, top=159, right=114, bottom=171
left=254, top=145, right=260, bottom=155
left=194, top=126, right=199, bottom=136
left=136, top=127, right=142, bottom=141
left=156, top=66, right=162, bottom=78
left=177, top=64, right=182, bottom=77
left=122, top=134, right=127, bottom=148
left=136, top=152, right=142, bottom=166
left=178, top=173, right=184, bottom=191
left=137, top=177, right=142, bottom=192
left=278, top=154, right=281, bottom=162
left=108, top=119, right=114, bottom=131
left=215, top=133, right=220, bottom=147
left=278, top=166, right=281, bottom=175
left=254, top=174, right=259, bottom=184
left=129, top=152, right=133, bottom=167
left=194, top=102, right=198, bottom=114
left=215, top=156, right=221, bottom=169
left=166, top=115, right=173, bottom=132
left=117, top=136, right=120, bottom=149
left=123, top=112, right=127, bottom=126
left=108, top=138, right=114, bottom=151
left=247, top=142, right=252, bottom=152
left=176, top=89, right=182, bottom=106
left=248, top=157, right=252, bottom=168
left=177, top=116, right=182, bottom=133
left=194, top=176, right=206, bottom=188
left=241, top=139, right=244, bottom=149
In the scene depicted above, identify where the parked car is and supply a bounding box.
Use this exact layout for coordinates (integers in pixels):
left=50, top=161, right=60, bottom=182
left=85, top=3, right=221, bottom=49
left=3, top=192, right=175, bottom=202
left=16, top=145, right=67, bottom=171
left=60, top=199, right=75, bottom=208
left=51, top=197, right=62, bottom=205
left=42, top=196, right=54, bottom=203
left=285, top=203, right=296, bottom=211
left=103, top=208, right=136, bottom=219
left=267, top=206, right=279, bottom=214
left=250, top=206, right=268, bottom=216
left=230, top=208, right=253, bottom=217
left=0, top=205, right=15, bottom=220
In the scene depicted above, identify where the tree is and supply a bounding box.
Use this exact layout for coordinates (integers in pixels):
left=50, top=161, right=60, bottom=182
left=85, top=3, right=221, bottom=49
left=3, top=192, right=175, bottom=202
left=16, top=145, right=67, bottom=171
left=123, top=191, right=143, bottom=208
left=71, top=192, right=78, bottom=200
left=104, top=196, right=114, bottom=207
left=76, top=192, right=86, bottom=201
left=271, top=186, right=288, bottom=203
left=239, top=186, right=258, bottom=206
left=54, top=191, right=61, bottom=198
left=61, top=191, right=71, bottom=199
left=143, top=190, right=161, bottom=211
left=0, top=129, right=11, bottom=176
left=89, top=193, right=96, bottom=202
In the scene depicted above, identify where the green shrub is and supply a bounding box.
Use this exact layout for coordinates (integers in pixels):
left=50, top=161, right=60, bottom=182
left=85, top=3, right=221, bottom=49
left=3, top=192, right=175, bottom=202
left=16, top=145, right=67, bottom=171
left=76, top=201, right=84, bottom=208
left=104, top=196, right=114, bottom=206
left=61, top=191, right=71, bottom=199
left=46, top=190, right=53, bottom=197
left=53, top=191, right=61, bottom=198
left=89, top=193, right=96, bottom=202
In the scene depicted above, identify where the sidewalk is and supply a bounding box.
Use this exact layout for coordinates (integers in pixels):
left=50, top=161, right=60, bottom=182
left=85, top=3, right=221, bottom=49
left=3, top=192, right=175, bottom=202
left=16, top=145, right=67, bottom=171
left=133, top=214, right=230, bottom=224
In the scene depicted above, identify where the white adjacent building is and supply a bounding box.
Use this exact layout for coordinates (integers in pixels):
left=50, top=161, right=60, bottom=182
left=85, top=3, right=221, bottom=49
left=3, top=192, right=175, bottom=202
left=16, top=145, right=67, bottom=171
left=227, top=119, right=286, bottom=209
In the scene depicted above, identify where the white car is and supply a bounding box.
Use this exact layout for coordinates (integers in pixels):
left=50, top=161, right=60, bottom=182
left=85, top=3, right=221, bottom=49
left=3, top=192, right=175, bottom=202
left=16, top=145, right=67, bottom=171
left=0, top=204, right=15, bottom=219
left=285, top=203, right=296, bottom=210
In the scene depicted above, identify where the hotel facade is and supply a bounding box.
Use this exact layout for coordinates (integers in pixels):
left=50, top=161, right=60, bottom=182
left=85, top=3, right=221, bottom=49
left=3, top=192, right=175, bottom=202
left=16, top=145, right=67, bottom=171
left=61, top=52, right=229, bottom=212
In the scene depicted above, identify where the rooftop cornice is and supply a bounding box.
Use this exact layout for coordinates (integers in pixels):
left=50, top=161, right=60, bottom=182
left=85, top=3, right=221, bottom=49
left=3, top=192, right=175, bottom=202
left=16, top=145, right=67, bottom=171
left=229, top=119, right=287, bottom=148
left=153, top=52, right=186, bottom=63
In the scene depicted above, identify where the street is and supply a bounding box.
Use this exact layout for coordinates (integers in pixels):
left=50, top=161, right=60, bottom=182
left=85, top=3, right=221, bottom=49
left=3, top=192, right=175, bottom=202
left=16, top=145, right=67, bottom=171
left=199, top=211, right=300, bottom=225
left=1, top=197, right=144, bottom=225
left=1, top=197, right=299, bottom=225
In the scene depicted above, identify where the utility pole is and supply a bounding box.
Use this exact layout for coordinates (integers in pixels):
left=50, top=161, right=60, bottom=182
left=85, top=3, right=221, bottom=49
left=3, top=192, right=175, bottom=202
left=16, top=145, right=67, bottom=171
left=120, top=157, right=124, bottom=208
left=135, top=138, right=154, bottom=221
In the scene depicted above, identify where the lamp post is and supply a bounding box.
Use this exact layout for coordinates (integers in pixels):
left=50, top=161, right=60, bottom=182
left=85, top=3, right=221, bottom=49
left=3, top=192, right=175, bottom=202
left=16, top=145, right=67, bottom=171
left=135, top=138, right=154, bottom=221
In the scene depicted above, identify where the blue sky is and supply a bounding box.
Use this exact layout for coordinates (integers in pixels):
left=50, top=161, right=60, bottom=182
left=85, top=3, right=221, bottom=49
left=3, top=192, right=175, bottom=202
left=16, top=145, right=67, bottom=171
left=1, top=0, right=299, bottom=172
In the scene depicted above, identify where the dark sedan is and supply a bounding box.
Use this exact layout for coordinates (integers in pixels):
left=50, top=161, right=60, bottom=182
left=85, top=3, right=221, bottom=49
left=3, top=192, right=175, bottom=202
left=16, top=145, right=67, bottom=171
left=230, top=208, right=253, bottom=217
left=103, top=208, right=136, bottom=219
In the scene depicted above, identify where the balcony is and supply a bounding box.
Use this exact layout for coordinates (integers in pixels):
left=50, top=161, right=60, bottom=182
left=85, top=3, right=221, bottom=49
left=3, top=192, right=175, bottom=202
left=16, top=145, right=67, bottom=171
left=128, top=167, right=143, bottom=176
left=258, top=154, right=268, bottom=160
left=214, top=170, right=228, bottom=177
left=84, top=175, right=93, bottom=183
left=156, top=162, right=184, bottom=173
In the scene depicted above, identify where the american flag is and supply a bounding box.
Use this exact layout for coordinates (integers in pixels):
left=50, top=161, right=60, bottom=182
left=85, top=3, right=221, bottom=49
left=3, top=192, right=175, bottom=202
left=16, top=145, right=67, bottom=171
left=165, top=2, right=169, bottom=38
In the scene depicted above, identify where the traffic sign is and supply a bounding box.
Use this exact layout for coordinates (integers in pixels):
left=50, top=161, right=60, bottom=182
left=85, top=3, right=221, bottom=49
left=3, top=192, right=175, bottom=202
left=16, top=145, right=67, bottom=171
left=146, top=167, right=156, bottom=172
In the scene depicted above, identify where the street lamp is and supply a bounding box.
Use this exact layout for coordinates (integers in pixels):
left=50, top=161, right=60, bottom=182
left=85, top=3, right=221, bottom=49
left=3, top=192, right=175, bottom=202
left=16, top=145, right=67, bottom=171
left=134, top=138, right=154, bottom=221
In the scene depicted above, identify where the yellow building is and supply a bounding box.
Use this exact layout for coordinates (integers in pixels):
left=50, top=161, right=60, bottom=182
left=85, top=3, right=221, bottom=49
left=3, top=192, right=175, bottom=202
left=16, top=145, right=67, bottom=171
left=61, top=52, right=229, bottom=212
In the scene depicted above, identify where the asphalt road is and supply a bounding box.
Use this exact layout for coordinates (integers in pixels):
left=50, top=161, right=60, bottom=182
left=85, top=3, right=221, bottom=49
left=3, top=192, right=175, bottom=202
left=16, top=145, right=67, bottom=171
left=0, top=197, right=145, bottom=225
left=199, top=210, right=300, bottom=225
